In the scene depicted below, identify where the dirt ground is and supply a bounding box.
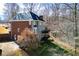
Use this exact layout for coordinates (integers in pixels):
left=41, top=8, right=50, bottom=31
left=0, top=41, right=28, bottom=56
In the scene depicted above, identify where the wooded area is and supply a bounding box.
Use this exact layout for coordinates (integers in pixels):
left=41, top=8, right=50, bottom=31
left=0, top=3, right=79, bottom=56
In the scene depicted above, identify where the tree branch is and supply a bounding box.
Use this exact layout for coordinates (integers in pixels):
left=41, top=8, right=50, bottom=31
left=64, top=3, right=73, bottom=9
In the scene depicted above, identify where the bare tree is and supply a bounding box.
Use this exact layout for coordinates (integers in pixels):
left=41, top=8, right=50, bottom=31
left=4, top=3, right=19, bottom=20
left=23, top=3, right=40, bottom=13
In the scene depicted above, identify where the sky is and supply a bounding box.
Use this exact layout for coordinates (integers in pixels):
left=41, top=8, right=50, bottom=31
left=0, top=3, right=5, bottom=21
left=0, top=3, right=25, bottom=21
left=0, top=3, right=5, bottom=15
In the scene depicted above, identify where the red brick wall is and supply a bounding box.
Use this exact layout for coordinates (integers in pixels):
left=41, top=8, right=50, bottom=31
left=11, top=21, right=32, bottom=36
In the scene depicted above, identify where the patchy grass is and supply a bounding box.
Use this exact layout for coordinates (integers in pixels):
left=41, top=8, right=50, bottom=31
left=25, top=40, right=75, bottom=56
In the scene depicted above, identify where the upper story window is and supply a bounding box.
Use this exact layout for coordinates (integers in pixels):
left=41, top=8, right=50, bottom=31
left=32, top=21, right=38, bottom=27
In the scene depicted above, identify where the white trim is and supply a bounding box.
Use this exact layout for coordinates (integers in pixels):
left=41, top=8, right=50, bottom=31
left=9, top=19, right=39, bottom=22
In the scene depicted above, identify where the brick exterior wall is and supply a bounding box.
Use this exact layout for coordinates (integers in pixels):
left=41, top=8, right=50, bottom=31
left=10, top=21, right=32, bottom=38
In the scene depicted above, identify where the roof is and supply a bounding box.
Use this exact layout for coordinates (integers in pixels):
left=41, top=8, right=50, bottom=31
left=0, top=26, right=9, bottom=34
left=13, top=11, right=44, bottom=21
left=13, top=12, right=32, bottom=20
left=30, top=11, right=39, bottom=20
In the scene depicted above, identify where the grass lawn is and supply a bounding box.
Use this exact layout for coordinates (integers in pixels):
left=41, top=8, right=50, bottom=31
left=25, top=40, right=75, bottom=56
